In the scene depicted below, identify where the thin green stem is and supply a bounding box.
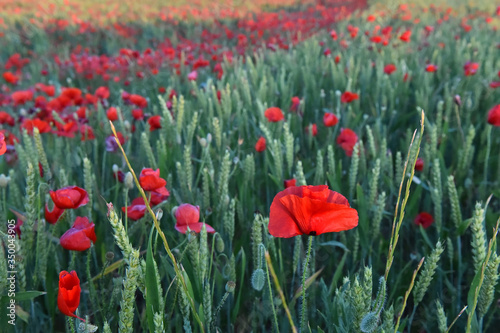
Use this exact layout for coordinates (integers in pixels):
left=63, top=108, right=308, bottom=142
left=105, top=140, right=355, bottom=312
left=266, top=251, right=297, bottom=333
left=300, top=235, right=313, bottom=332
left=265, top=251, right=280, bottom=333
left=394, top=257, right=425, bottom=333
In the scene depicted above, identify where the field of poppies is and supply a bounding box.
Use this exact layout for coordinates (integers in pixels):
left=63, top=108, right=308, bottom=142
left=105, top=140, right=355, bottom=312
left=1, top=0, right=500, bottom=332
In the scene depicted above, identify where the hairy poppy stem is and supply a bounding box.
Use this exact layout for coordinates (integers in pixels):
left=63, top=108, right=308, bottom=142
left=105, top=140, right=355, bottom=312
left=300, top=235, right=313, bottom=332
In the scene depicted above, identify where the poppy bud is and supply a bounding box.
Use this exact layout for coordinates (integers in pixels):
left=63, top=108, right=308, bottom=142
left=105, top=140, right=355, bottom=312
left=199, top=138, right=207, bottom=147
left=0, top=174, right=10, bottom=188
left=251, top=269, right=265, bottom=291
left=215, top=234, right=225, bottom=252
left=454, top=95, right=462, bottom=106
left=124, top=172, right=134, bottom=189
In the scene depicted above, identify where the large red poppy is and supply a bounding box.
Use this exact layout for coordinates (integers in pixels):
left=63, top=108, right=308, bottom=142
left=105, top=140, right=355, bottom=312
left=58, top=270, right=84, bottom=320
left=59, top=217, right=96, bottom=251
left=139, top=168, right=167, bottom=191
left=269, top=185, right=358, bottom=238
left=174, top=203, right=215, bottom=234
left=264, top=107, right=284, bottom=122
left=50, top=186, right=89, bottom=209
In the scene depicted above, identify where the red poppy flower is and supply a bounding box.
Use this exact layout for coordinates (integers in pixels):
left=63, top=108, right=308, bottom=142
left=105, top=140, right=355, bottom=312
left=425, top=64, right=438, bottom=72
left=148, top=115, right=162, bottom=131
left=489, top=82, right=500, bottom=89
left=268, top=185, right=358, bottom=238
left=340, top=91, right=359, bottom=103
left=336, top=128, right=358, bottom=157
left=22, top=119, right=51, bottom=135
left=255, top=136, right=266, bottom=152
left=77, top=106, right=88, bottom=119
left=79, top=125, right=95, bottom=141
left=323, top=113, right=338, bottom=127
left=188, top=70, right=198, bottom=81
left=58, top=270, right=84, bottom=320
left=132, top=109, right=144, bottom=120
left=3, top=72, right=19, bottom=85
left=60, top=217, right=96, bottom=251
left=306, top=123, right=318, bottom=136
left=106, top=107, right=118, bottom=121
left=45, top=203, right=65, bottom=224
left=150, top=186, right=170, bottom=206
left=384, top=64, right=397, bottom=75
left=463, top=62, right=479, bottom=76
left=290, top=97, right=300, bottom=112
left=129, top=94, right=148, bottom=109
left=487, top=104, right=500, bottom=126
left=174, top=203, right=215, bottom=234
left=139, top=168, right=166, bottom=191
left=11, top=90, right=33, bottom=105
left=35, top=83, right=55, bottom=97
left=399, top=30, right=411, bottom=42
left=95, top=86, right=110, bottom=100
left=415, top=158, right=424, bottom=171
left=0, top=132, right=6, bottom=156
left=0, top=111, right=15, bottom=126
left=414, top=212, right=434, bottom=229
left=122, top=197, right=147, bottom=221
left=264, top=107, right=284, bottom=122
left=50, top=186, right=89, bottom=209
left=61, top=88, right=82, bottom=101
left=330, top=29, right=337, bottom=40
left=284, top=179, right=296, bottom=188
